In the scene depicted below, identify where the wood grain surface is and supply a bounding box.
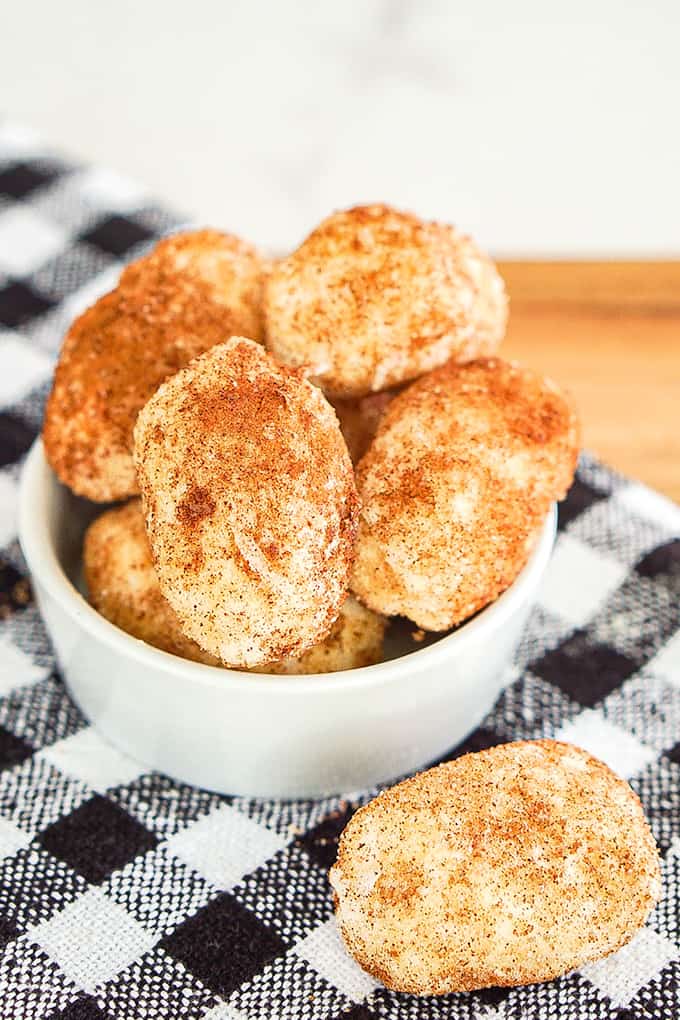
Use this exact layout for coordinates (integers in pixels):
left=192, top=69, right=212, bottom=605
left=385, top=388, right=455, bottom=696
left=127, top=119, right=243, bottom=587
left=498, top=262, right=680, bottom=503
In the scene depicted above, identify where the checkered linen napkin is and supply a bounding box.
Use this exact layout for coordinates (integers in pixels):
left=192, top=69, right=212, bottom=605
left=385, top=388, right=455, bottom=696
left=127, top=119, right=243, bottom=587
left=0, top=120, right=678, bottom=1020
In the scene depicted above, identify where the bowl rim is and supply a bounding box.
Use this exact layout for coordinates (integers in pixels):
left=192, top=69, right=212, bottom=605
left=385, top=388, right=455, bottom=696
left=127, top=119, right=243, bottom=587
left=19, top=439, right=557, bottom=696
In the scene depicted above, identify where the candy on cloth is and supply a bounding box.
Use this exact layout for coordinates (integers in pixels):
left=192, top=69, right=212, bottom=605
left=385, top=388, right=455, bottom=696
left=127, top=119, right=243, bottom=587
left=0, top=129, right=679, bottom=1018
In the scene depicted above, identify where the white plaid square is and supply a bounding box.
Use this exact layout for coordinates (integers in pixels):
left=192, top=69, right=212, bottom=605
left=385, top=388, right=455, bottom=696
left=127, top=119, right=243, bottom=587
left=556, top=708, right=657, bottom=778
left=0, top=636, right=47, bottom=699
left=28, top=887, right=156, bottom=993
left=0, top=816, right=30, bottom=860
left=538, top=533, right=628, bottom=628
left=292, top=919, right=379, bottom=1002
left=76, top=166, right=150, bottom=212
left=0, top=332, right=51, bottom=407
left=581, top=927, right=679, bottom=1007
left=0, top=206, right=67, bottom=275
left=202, top=1003, right=248, bottom=1019
left=164, top=803, right=288, bottom=891
left=616, top=482, right=680, bottom=535
left=39, top=725, right=146, bottom=794
left=650, top=630, right=680, bottom=686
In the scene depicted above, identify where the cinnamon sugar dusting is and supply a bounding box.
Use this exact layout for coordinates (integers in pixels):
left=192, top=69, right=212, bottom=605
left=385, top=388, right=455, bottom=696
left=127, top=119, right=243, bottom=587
left=264, top=204, right=508, bottom=398
left=83, top=499, right=220, bottom=665
left=43, top=229, right=267, bottom=502
left=330, top=740, right=661, bottom=995
left=133, top=337, right=359, bottom=668
left=350, top=357, right=580, bottom=631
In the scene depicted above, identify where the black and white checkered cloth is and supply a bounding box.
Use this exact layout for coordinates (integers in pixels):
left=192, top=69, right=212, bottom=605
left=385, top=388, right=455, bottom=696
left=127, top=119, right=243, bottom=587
left=0, top=120, right=678, bottom=1020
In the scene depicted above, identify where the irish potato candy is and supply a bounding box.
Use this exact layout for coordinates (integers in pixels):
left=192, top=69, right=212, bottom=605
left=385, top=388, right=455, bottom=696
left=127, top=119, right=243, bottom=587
left=350, top=357, right=580, bottom=631
left=331, top=740, right=661, bottom=995
left=132, top=337, right=359, bottom=669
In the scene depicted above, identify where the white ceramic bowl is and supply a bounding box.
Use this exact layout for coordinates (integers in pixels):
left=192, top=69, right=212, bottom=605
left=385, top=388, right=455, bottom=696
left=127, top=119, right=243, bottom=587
left=19, top=440, right=556, bottom=798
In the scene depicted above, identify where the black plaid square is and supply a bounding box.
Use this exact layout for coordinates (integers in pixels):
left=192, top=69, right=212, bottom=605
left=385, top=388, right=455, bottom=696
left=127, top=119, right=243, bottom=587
left=0, top=161, right=63, bottom=200
left=0, top=916, right=19, bottom=952
left=0, top=412, right=37, bottom=467
left=0, top=280, right=56, bottom=328
left=298, top=802, right=359, bottom=871
left=637, top=538, right=680, bottom=586
left=558, top=476, right=608, bottom=530
left=530, top=630, right=639, bottom=707
left=80, top=215, right=156, bottom=258
left=0, top=725, right=33, bottom=770
left=45, top=995, right=111, bottom=1020
left=161, top=891, right=287, bottom=997
left=40, top=796, right=158, bottom=884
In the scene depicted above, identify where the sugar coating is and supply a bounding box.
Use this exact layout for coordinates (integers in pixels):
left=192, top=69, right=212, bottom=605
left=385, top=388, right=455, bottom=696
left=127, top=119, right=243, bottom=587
left=43, top=229, right=267, bottom=501
left=350, top=357, right=580, bottom=631
left=84, top=500, right=384, bottom=673
left=84, top=499, right=220, bottom=665
left=265, top=204, right=508, bottom=398
left=330, top=740, right=661, bottom=995
left=133, top=337, right=359, bottom=668
left=258, top=595, right=385, bottom=674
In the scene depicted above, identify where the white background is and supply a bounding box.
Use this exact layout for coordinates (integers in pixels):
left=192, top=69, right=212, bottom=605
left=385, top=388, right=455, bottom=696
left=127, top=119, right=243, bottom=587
left=2, top=0, right=679, bottom=255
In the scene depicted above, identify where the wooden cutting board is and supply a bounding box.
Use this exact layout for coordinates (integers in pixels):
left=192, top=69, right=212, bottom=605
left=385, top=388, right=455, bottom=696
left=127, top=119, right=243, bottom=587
left=499, top=262, right=680, bottom=503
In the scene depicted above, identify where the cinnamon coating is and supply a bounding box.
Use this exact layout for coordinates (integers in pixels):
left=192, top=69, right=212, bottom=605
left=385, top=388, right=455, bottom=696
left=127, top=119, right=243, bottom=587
left=265, top=204, right=507, bottom=397
left=43, top=229, right=266, bottom=501
left=350, top=357, right=580, bottom=631
left=84, top=499, right=219, bottom=666
left=133, top=337, right=359, bottom=668
left=330, top=740, right=661, bottom=995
